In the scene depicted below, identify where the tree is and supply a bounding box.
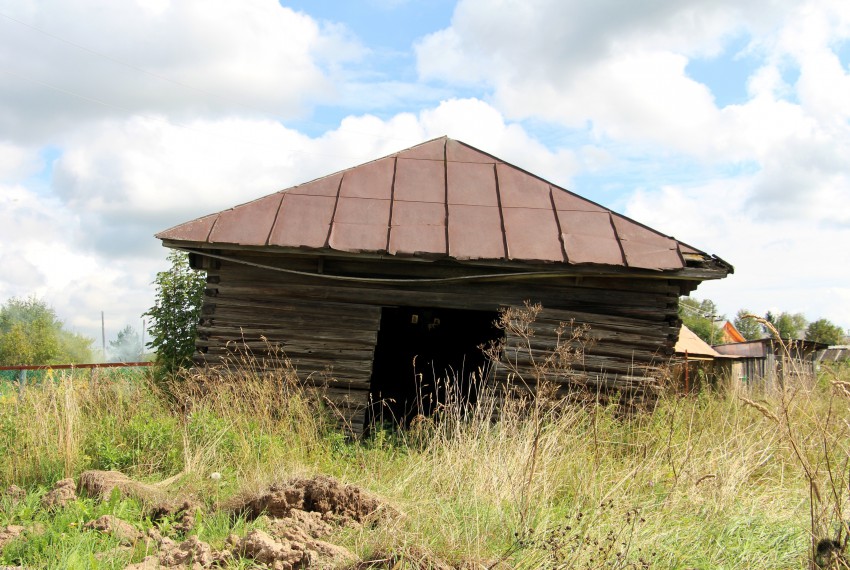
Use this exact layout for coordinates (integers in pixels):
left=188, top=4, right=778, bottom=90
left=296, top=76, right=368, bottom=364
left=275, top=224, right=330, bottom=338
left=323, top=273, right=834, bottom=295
left=733, top=309, right=764, bottom=341
left=59, top=330, right=98, bottom=363
left=805, top=319, right=845, bottom=345
left=108, top=325, right=144, bottom=363
left=0, top=296, right=94, bottom=365
left=679, top=297, right=724, bottom=344
left=765, top=311, right=807, bottom=340
left=144, top=251, right=206, bottom=375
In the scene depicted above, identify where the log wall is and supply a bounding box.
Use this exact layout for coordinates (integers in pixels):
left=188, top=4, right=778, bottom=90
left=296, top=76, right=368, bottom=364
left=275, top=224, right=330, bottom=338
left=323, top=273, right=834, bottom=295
left=193, top=252, right=685, bottom=433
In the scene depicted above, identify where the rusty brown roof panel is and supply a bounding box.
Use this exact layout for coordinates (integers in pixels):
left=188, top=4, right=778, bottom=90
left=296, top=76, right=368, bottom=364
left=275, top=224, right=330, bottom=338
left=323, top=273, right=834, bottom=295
left=551, top=188, right=606, bottom=212
left=156, top=213, right=218, bottom=242
left=328, top=196, right=391, bottom=253
left=448, top=204, right=506, bottom=260
left=328, top=222, right=388, bottom=253
left=447, top=138, right=499, bottom=164
left=207, top=193, right=283, bottom=246
left=391, top=200, right=446, bottom=227
left=339, top=156, right=394, bottom=199
left=496, top=164, right=552, bottom=209
left=396, top=137, right=445, bottom=161
left=557, top=210, right=624, bottom=265
left=157, top=136, right=729, bottom=275
left=503, top=207, right=564, bottom=262
left=389, top=224, right=446, bottom=256
left=269, top=193, right=335, bottom=249
left=288, top=172, right=343, bottom=197
left=394, top=156, right=445, bottom=203
left=611, top=215, right=681, bottom=269
left=389, top=201, right=446, bottom=255
left=447, top=161, right=498, bottom=206
left=333, top=197, right=390, bottom=225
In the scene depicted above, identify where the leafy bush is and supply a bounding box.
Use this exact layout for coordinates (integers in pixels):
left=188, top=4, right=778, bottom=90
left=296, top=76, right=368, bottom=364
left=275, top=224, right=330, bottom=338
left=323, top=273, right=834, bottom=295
left=143, top=251, right=206, bottom=377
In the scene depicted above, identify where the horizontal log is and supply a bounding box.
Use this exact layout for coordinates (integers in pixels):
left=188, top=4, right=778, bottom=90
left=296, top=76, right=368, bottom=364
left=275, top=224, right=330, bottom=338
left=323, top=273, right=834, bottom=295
left=213, top=278, right=675, bottom=312
left=197, top=325, right=377, bottom=345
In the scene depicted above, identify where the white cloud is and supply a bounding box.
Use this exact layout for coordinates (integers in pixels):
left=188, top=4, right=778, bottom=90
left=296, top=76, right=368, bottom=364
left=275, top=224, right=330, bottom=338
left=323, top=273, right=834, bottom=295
left=416, top=0, right=778, bottom=85
left=0, top=0, right=364, bottom=140
left=625, top=180, right=850, bottom=329
left=0, top=142, right=43, bottom=181
left=416, top=0, right=850, bottom=229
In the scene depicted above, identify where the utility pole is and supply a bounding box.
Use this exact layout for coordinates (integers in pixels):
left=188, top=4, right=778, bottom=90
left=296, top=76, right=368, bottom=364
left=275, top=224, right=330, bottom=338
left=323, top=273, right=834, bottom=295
left=101, top=311, right=106, bottom=362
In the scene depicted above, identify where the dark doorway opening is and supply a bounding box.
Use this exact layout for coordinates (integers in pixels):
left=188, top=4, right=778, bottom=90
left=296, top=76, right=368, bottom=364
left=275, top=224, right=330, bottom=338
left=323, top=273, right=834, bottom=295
left=367, top=306, right=502, bottom=429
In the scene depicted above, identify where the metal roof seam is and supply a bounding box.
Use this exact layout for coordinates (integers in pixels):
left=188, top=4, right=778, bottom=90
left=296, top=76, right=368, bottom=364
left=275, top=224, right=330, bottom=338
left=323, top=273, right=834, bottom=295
left=493, top=163, right=509, bottom=260
left=549, top=186, right=569, bottom=264
left=442, top=138, right=449, bottom=257
left=263, top=192, right=286, bottom=247
left=673, top=243, right=686, bottom=268
left=324, top=173, right=345, bottom=249
left=386, top=156, right=398, bottom=253
left=607, top=211, right=629, bottom=268
left=205, top=214, right=219, bottom=243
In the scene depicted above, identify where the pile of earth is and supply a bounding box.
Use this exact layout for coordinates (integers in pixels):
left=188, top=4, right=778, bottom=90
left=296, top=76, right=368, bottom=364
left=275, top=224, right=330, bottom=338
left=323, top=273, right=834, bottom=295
left=1, top=471, right=465, bottom=570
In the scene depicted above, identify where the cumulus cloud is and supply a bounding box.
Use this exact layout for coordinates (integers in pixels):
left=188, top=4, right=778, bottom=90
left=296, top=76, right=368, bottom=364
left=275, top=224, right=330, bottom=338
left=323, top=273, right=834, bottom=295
left=625, top=181, right=850, bottom=329
left=416, top=0, right=850, bottom=226
left=416, top=0, right=781, bottom=83
left=0, top=0, right=364, bottom=141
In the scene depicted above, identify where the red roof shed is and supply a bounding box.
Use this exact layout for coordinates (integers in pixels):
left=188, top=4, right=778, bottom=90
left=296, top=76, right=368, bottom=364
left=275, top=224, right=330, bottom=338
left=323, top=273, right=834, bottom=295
left=157, top=137, right=732, bottom=432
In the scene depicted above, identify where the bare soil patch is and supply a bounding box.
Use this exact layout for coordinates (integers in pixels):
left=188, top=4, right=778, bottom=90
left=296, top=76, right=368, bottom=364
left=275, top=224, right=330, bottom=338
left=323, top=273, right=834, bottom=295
left=239, top=474, right=391, bottom=524
left=40, top=478, right=76, bottom=510
left=4, top=473, right=403, bottom=569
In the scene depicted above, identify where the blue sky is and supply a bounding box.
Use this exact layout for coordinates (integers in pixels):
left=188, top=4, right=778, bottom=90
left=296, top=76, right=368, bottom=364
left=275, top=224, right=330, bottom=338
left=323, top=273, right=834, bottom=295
left=0, top=0, right=848, bottom=348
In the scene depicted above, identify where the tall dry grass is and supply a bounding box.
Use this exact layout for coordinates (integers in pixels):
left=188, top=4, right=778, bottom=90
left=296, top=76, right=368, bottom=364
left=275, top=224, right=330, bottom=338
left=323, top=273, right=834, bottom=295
left=1, top=337, right=848, bottom=568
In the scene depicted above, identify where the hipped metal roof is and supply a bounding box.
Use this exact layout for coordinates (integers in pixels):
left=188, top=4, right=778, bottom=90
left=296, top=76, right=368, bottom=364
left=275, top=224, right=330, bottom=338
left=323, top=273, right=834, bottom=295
left=157, top=137, right=729, bottom=272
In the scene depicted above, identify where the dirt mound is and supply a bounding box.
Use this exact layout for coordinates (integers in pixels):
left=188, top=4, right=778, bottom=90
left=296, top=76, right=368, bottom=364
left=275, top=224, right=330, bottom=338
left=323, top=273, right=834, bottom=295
left=229, top=527, right=354, bottom=570
left=230, top=528, right=311, bottom=569
left=0, top=526, right=24, bottom=549
left=40, top=478, right=77, bottom=510
left=2, top=485, right=25, bottom=503
left=264, top=509, right=334, bottom=540
left=84, top=515, right=142, bottom=546
left=126, top=529, right=230, bottom=569
left=122, top=523, right=353, bottom=570
left=148, top=499, right=202, bottom=535
left=241, top=475, right=389, bottom=524
left=78, top=470, right=166, bottom=504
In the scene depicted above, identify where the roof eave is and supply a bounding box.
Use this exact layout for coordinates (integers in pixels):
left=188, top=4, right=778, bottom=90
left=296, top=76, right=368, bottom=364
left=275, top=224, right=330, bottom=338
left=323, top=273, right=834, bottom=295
left=161, top=240, right=730, bottom=281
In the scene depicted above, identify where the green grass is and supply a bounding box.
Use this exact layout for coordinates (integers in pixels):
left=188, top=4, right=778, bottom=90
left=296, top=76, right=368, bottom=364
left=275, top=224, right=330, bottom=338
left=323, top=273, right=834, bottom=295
left=1, top=362, right=849, bottom=569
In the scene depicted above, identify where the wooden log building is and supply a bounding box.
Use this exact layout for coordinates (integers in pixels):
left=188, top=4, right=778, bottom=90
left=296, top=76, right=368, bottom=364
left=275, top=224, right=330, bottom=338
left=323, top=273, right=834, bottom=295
left=156, top=137, right=732, bottom=432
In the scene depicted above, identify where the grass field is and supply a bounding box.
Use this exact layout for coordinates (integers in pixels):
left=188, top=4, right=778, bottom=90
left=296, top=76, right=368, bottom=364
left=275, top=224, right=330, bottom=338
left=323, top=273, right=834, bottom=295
left=0, top=356, right=848, bottom=569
